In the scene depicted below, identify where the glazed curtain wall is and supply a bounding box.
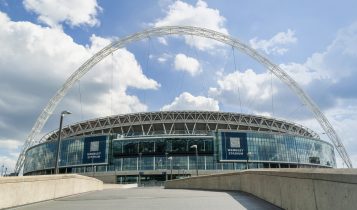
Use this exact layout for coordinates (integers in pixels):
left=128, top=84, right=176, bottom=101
left=23, top=132, right=335, bottom=174
left=24, top=136, right=109, bottom=174
left=246, top=132, right=336, bottom=167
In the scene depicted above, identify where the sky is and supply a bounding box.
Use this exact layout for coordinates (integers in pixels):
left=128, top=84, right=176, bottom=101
left=0, top=0, right=357, bottom=172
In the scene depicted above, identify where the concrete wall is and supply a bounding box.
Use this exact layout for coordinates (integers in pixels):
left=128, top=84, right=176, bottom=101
left=165, top=168, right=357, bottom=210
left=0, top=174, right=103, bottom=209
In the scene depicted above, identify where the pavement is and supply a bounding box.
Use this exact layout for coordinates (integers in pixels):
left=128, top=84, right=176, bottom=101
left=11, top=187, right=281, bottom=210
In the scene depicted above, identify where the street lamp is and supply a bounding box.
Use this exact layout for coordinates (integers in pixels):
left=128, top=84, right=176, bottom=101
left=190, top=145, right=198, bottom=176
left=91, top=157, right=95, bottom=177
left=168, top=156, right=173, bottom=180
left=165, top=152, right=168, bottom=181
left=54, top=110, right=71, bottom=174
left=138, top=152, right=142, bottom=186
left=246, top=152, right=252, bottom=169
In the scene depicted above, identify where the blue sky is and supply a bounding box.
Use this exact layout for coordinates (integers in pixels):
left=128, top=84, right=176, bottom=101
left=0, top=0, right=357, bottom=171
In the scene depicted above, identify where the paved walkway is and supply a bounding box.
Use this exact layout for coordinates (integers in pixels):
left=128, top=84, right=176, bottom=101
left=11, top=187, right=281, bottom=210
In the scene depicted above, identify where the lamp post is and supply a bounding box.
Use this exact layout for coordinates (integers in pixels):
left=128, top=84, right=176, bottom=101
left=190, top=145, right=198, bottom=176
left=246, top=152, right=252, bottom=169
left=168, top=156, right=173, bottom=180
left=54, top=110, right=71, bottom=174
left=91, top=157, right=94, bottom=177
left=165, top=152, right=168, bottom=181
left=138, top=152, right=142, bottom=186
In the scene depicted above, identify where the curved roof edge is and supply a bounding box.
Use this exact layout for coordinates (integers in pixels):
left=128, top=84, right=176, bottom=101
left=40, top=111, right=319, bottom=142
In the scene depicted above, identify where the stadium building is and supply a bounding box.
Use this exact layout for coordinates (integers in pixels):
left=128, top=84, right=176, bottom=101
left=23, top=111, right=336, bottom=184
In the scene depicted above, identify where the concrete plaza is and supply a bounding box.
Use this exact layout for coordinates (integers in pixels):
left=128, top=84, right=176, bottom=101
left=11, top=187, right=280, bottom=210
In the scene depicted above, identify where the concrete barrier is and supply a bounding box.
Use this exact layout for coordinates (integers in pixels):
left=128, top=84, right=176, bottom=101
left=0, top=174, right=103, bottom=209
left=104, top=183, right=138, bottom=189
left=165, top=168, right=357, bottom=210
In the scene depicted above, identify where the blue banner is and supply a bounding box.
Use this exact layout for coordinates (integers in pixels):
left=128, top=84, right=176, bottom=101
left=220, top=132, right=248, bottom=161
left=82, top=135, right=107, bottom=164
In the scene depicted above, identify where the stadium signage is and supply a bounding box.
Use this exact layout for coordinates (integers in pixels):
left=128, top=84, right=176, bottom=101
left=83, top=135, right=107, bottom=164
left=220, top=132, right=248, bottom=161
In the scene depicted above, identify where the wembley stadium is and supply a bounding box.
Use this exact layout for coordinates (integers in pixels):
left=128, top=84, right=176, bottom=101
left=23, top=111, right=336, bottom=184
left=17, top=26, right=350, bottom=184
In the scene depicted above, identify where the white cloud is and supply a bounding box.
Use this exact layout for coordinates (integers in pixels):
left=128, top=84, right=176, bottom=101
left=0, top=139, right=22, bottom=173
left=249, top=29, right=297, bottom=55
left=224, top=23, right=357, bottom=167
left=23, top=0, right=101, bottom=28
left=0, top=11, right=159, bottom=113
left=0, top=139, right=22, bottom=150
left=209, top=69, right=274, bottom=102
left=157, top=37, right=168, bottom=45
left=0, top=11, right=88, bottom=85
left=208, top=68, right=299, bottom=117
left=154, top=0, right=228, bottom=50
left=304, top=22, right=357, bottom=80
left=157, top=53, right=172, bottom=64
left=158, top=57, right=167, bottom=63
left=0, top=11, right=160, bottom=172
left=252, top=111, right=272, bottom=118
left=279, top=62, right=322, bottom=86
left=0, top=11, right=153, bottom=95
left=174, top=53, right=201, bottom=76
left=0, top=155, right=16, bottom=173
left=88, top=35, right=160, bottom=91
left=161, top=92, right=219, bottom=111
left=85, top=90, right=148, bottom=116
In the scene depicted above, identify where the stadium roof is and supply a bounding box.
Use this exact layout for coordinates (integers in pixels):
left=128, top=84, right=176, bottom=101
left=40, top=111, right=319, bottom=142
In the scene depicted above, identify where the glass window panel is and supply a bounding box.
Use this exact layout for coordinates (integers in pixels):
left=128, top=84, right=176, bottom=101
left=139, top=141, right=155, bottom=154
left=155, top=140, right=166, bottom=154
left=171, top=139, right=187, bottom=154
left=123, top=141, right=138, bottom=155
left=122, top=157, right=137, bottom=171
left=189, top=155, right=205, bottom=170
left=139, top=156, right=154, bottom=170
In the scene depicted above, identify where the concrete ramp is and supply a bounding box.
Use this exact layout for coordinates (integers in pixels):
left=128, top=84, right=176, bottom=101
left=9, top=187, right=280, bottom=210
left=165, top=168, right=357, bottom=210
left=0, top=174, right=103, bottom=209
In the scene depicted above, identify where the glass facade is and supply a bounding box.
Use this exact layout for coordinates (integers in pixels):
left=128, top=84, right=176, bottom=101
left=23, top=131, right=335, bottom=175
left=245, top=132, right=335, bottom=167
left=24, top=136, right=109, bottom=174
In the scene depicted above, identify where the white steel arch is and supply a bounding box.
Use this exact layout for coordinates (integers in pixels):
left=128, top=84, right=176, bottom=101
left=15, top=26, right=352, bottom=173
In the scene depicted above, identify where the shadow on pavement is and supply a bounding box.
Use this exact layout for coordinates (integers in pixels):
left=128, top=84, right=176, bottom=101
left=227, top=191, right=282, bottom=210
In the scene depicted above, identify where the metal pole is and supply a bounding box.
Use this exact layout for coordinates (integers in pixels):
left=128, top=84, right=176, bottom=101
left=168, top=157, right=173, bottom=180
left=139, top=153, right=142, bottom=171
left=54, top=111, right=71, bottom=175
left=138, top=153, right=142, bottom=186
left=170, top=159, right=173, bottom=180
left=1, top=164, right=3, bottom=176
left=195, top=147, right=198, bottom=176
left=54, top=114, right=64, bottom=174
left=165, top=152, right=168, bottom=181
left=246, top=152, right=252, bottom=169
left=4, top=168, right=7, bottom=176
left=92, top=157, right=94, bottom=177
left=190, top=145, right=198, bottom=176
left=246, top=155, right=249, bottom=169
